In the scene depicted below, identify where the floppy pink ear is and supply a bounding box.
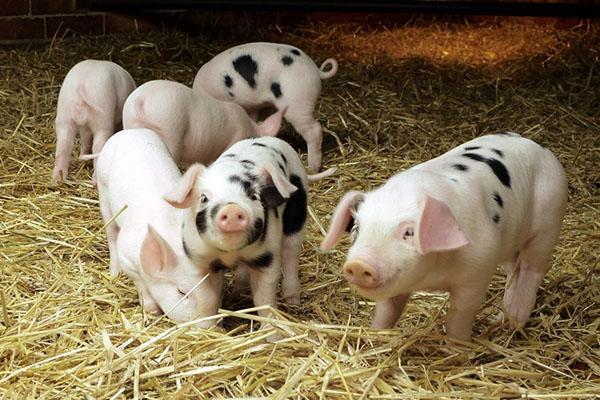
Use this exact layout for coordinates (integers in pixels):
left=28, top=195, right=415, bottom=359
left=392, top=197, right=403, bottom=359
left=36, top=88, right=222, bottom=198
left=260, top=163, right=298, bottom=198
left=321, top=191, right=364, bottom=251
left=163, top=163, right=205, bottom=209
left=417, top=195, right=470, bottom=254
left=140, top=225, right=178, bottom=277
left=255, top=107, right=286, bottom=137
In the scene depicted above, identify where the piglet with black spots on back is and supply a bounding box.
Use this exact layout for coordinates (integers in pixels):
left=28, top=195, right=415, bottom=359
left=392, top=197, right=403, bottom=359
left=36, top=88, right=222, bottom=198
left=193, top=42, right=338, bottom=172
left=164, top=136, right=335, bottom=329
left=321, top=132, right=567, bottom=342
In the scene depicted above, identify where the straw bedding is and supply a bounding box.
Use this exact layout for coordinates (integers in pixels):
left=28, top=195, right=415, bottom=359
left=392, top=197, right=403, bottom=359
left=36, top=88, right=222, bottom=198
left=0, top=20, right=598, bottom=398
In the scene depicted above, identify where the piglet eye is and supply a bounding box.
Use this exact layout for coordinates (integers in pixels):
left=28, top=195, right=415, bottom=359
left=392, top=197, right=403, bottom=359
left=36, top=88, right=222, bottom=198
left=251, top=192, right=260, bottom=201
left=178, top=288, right=187, bottom=296
left=200, top=194, right=208, bottom=204
left=403, top=227, right=414, bottom=240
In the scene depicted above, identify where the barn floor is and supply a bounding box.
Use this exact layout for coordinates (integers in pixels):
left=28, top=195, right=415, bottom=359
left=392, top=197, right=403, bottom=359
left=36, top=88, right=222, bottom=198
left=0, top=20, right=599, bottom=398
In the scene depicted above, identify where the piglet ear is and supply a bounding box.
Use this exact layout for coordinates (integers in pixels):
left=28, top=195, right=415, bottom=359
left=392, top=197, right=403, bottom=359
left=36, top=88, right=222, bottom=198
left=417, top=195, right=470, bottom=254
left=255, top=107, right=286, bottom=137
left=140, top=225, right=178, bottom=277
left=163, top=163, right=205, bottom=209
left=321, top=191, right=364, bottom=251
left=259, top=163, right=297, bottom=207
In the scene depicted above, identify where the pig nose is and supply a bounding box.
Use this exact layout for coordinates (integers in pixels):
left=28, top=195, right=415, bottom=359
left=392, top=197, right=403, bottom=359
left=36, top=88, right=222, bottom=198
left=343, top=260, right=380, bottom=289
left=216, top=204, right=249, bottom=233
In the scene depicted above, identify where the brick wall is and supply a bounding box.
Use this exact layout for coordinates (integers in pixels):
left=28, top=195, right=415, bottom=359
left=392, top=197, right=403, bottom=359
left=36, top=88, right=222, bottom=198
left=0, top=0, right=303, bottom=41
left=0, top=1, right=587, bottom=42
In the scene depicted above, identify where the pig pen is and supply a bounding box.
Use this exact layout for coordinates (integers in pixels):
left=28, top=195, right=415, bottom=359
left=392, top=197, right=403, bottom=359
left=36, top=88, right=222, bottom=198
left=0, top=20, right=598, bottom=398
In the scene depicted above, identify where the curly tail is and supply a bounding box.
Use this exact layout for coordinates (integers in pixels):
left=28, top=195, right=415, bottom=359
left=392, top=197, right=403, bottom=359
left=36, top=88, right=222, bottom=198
left=79, top=153, right=99, bottom=161
left=319, top=58, right=338, bottom=80
left=307, top=167, right=336, bottom=182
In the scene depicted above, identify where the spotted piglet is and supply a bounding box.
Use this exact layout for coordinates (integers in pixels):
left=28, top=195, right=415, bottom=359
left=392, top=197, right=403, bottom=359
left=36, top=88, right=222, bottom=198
left=193, top=42, right=338, bottom=172
left=54, top=60, right=136, bottom=182
left=322, top=133, right=567, bottom=341
left=164, top=136, right=322, bottom=325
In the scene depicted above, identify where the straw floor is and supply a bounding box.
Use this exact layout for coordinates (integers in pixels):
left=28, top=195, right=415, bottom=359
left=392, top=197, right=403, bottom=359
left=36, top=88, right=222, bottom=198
left=0, top=20, right=598, bottom=399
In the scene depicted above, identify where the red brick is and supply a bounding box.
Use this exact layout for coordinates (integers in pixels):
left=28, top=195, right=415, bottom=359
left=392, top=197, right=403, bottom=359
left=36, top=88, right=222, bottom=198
left=31, top=0, right=79, bottom=15
left=0, top=0, right=29, bottom=17
left=0, top=16, right=45, bottom=40
left=46, top=14, right=104, bottom=38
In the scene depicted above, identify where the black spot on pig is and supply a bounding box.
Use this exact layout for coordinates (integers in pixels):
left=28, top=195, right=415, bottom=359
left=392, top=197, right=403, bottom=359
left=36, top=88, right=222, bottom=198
left=224, top=74, right=233, bottom=88
left=196, top=210, right=207, bottom=233
left=229, top=175, right=254, bottom=198
left=271, top=82, right=282, bottom=98
left=283, top=174, right=307, bottom=236
left=210, top=204, right=222, bottom=220
left=233, top=54, right=258, bottom=88
left=279, top=152, right=288, bottom=165
left=492, top=148, right=504, bottom=158
left=260, top=210, right=269, bottom=242
left=290, top=49, right=301, bottom=56
left=493, top=192, right=504, bottom=208
left=252, top=142, right=267, bottom=147
left=228, top=91, right=234, bottom=98
left=246, top=217, right=264, bottom=245
left=493, top=214, right=501, bottom=224
left=245, top=252, right=273, bottom=269
left=182, top=239, right=191, bottom=257
left=261, top=186, right=285, bottom=208
left=281, top=56, right=293, bottom=66
left=244, top=172, right=258, bottom=183
left=452, top=164, right=468, bottom=171
left=465, top=146, right=480, bottom=151
left=462, top=152, right=511, bottom=188
left=209, top=259, right=228, bottom=273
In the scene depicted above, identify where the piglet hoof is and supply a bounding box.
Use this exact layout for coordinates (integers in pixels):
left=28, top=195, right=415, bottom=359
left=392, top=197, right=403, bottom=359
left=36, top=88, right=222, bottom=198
left=141, top=299, right=161, bottom=315
left=283, top=294, right=300, bottom=305
left=259, top=324, right=285, bottom=343
left=52, top=167, right=67, bottom=182
left=194, top=317, right=220, bottom=330
left=308, top=154, right=322, bottom=173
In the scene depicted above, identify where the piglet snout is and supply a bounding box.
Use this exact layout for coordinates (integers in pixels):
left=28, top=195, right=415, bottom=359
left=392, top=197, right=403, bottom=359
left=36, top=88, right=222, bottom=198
left=216, top=204, right=249, bottom=233
left=343, top=259, right=381, bottom=289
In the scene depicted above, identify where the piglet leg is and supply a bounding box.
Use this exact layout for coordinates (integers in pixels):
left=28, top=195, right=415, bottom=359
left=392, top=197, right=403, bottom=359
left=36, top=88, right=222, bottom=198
left=446, top=282, right=490, bottom=342
left=503, top=229, right=557, bottom=328
left=371, top=293, right=410, bottom=329
left=281, top=233, right=303, bottom=305
left=53, top=121, right=77, bottom=181
left=284, top=107, right=323, bottom=172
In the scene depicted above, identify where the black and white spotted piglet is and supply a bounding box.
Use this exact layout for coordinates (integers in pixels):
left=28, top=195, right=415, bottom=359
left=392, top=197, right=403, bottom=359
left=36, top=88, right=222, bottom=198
left=165, top=136, right=330, bottom=325
left=192, top=42, right=338, bottom=172
left=322, top=133, right=567, bottom=341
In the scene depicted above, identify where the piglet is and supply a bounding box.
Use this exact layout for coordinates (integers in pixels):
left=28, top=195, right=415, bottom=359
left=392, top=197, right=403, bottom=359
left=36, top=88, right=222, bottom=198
left=321, top=133, right=567, bottom=341
left=122, top=80, right=284, bottom=167
left=96, top=128, right=214, bottom=325
left=53, top=60, right=136, bottom=182
left=193, top=42, right=338, bottom=172
left=164, top=137, right=331, bottom=326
